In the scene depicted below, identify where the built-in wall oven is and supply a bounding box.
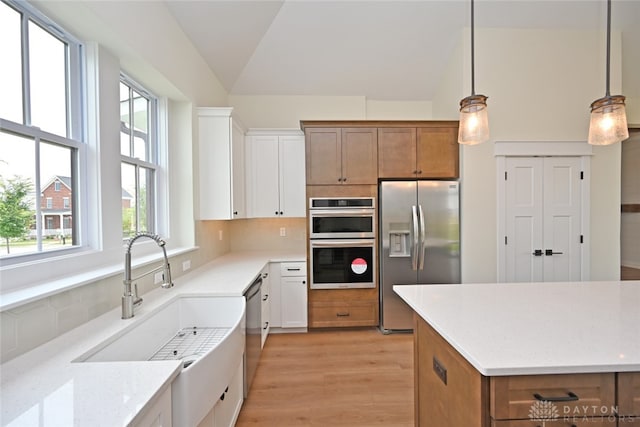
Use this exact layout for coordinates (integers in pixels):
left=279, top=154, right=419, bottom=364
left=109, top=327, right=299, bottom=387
left=309, top=197, right=375, bottom=289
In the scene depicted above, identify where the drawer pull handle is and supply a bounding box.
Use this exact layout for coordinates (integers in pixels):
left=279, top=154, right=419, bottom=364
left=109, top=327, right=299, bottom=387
left=287, top=268, right=301, bottom=271
left=533, top=391, right=579, bottom=402
left=336, top=312, right=350, bottom=317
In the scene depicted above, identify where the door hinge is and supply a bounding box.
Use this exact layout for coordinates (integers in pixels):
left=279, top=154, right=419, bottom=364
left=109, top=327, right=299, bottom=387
left=580, top=171, right=584, bottom=180
left=580, top=235, right=584, bottom=244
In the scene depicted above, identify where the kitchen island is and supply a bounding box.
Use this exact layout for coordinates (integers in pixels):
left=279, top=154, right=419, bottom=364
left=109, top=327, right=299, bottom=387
left=395, top=281, right=640, bottom=427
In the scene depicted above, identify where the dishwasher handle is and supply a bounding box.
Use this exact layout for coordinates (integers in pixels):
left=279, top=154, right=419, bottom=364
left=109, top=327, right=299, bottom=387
left=244, top=276, right=262, bottom=299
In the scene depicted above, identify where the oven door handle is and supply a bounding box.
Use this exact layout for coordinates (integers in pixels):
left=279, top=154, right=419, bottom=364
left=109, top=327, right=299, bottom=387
left=310, top=210, right=374, bottom=217
left=310, top=240, right=374, bottom=248
left=411, top=205, right=419, bottom=271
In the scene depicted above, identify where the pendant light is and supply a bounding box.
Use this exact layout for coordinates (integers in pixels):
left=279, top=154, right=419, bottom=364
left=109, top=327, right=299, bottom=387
left=458, top=0, right=489, bottom=145
left=588, top=0, right=628, bottom=145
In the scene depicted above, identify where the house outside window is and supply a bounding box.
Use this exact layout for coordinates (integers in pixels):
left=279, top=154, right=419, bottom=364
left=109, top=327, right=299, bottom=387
left=120, top=74, right=158, bottom=239
left=0, top=0, right=83, bottom=257
left=63, top=197, right=69, bottom=209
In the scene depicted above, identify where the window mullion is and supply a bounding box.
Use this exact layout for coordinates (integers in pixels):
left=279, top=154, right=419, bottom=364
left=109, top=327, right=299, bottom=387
left=33, top=135, right=42, bottom=251
left=134, top=163, right=140, bottom=233
left=128, top=87, right=134, bottom=158
left=20, top=12, right=30, bottom=126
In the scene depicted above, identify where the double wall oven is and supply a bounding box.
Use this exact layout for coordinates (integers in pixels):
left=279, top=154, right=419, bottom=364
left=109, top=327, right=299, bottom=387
left=309, top=197, right=375, bottom=289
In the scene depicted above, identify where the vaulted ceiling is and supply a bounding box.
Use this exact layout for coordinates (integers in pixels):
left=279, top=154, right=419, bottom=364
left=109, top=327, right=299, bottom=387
left=165, top=0, right=640, bottom=101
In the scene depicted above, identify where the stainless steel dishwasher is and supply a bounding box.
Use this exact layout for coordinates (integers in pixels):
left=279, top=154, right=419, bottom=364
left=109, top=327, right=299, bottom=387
left=244, top=274, right=262, bottom=397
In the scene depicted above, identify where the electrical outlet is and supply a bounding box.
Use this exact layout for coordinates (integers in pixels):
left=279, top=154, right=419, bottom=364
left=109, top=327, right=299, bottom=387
left=182, top=260, right=191, bottom=271
left=279, top=227, right=286, bottom=237
left=218, top=230, right=223, bottom=240
left=154, top=272, right=164, bottom=284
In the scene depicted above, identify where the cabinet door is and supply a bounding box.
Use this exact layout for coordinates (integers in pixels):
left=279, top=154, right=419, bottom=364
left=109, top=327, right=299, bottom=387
left=378, top=128, right=417, bottom=178
left=416, top=127, right=459, bottom=178
left=281, top=276, right=308, bottom=328
left=341, top=127, right=378, bottom=184
left=246, top=135, right=280, bottom=217
left=212, top=360, right=244, bottom=427
left=279, top=135, right=306, bottom=217
left=230, top=120, right=246, bottom=218
left=268, top=263, right=282, bottom=328
left=305, top=128, right=342, bottom=185
left=198, top=108, right=238, bottom=220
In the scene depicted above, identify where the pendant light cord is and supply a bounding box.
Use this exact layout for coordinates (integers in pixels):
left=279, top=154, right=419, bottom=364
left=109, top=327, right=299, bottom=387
left=471, top=0, right=476, bottom=96
left=605, top=0, right=611, bottom=97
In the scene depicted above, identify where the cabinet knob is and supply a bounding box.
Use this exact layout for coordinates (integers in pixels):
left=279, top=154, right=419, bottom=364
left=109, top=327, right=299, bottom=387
left=275, top=211, right=279, bottom=215
left=302, top=280, right=306, bottom=284
left=233, top=211, right=238, bottom=215
left=279, top=211, right=283, bottom=215
left=417, top=170, right=422, bottom=174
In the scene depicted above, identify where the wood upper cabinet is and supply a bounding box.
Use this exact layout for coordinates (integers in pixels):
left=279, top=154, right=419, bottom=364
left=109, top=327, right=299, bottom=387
left=417, top=126, right=459, bottom=178
left=377, top=127, right=417, bottom=178
left=305, top=127, right=377, bottom=185
left=378, top=123, right=459, bottom=179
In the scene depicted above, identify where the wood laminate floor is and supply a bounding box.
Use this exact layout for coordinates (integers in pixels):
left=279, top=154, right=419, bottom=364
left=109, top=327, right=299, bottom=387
left=236, top=328, right=414, bottom=427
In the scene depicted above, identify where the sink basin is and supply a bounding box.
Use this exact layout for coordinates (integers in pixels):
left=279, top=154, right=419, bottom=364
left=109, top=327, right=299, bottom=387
left=74, top=295, right=245, bottom=426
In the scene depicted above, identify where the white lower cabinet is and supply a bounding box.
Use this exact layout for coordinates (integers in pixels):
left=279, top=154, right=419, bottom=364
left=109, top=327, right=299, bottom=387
left=281, top=276, right=308, bottom=328
left=196, top=359, right=244, bottom=427
left=268, top=262, right=308, bottom=331
left=260, top=267, right=270, bottom=348
left=132, top=385, right=172, bottom=427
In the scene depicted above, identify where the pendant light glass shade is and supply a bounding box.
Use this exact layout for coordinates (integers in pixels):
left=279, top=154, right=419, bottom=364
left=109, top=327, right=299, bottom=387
left=588, top=96, right=629, bottom=146
left=587, top=0, right=629, bottom=145
left=458, top=0, right=489, bottom=145
left=459, top=94, right=489, bottom=145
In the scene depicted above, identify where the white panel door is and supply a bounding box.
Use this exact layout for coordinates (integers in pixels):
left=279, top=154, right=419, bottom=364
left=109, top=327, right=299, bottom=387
left=505, top=158, right=544, bottom=282
left=542, top=157, right=582, bottom=282
left=505, top=157, right=582, bottom=282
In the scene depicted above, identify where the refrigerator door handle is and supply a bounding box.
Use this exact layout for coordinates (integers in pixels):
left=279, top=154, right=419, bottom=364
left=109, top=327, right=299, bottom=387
left=411, top=205, right=419, bottom=270
left=418, top=204, right=426, bottom=270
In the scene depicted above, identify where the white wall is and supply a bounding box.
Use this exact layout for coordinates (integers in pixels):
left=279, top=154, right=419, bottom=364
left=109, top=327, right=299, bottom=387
left=435, top=28, right=624, bottom=283
left=229, top=95, right=436, bottom=128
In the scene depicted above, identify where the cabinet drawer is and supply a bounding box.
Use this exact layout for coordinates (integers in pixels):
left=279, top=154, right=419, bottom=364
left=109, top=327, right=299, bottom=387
left=619, top=372, right=640, bottom=416
left=280, top=262, right=306, bottom=277
left=309, top=300, right=377, bottom=327
left=492, top=419, right=616, bottom=427
left=490, top=373, right=615, bottom=420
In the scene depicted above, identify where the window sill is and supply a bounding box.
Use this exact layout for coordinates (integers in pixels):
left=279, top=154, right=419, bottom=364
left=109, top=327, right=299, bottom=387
left=0, top=246, right=197, bottom=312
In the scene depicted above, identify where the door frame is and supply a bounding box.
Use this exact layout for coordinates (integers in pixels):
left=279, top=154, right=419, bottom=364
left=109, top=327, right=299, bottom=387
left=495, top=141, right=593, bottom=282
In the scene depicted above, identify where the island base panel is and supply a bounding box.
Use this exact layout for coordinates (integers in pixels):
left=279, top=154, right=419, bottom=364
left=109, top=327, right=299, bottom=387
left=413, top=313, right=489, bottom=427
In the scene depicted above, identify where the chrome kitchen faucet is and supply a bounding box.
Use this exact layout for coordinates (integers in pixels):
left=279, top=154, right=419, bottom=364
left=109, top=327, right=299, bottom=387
left=122, top=232, right=174, bottom=319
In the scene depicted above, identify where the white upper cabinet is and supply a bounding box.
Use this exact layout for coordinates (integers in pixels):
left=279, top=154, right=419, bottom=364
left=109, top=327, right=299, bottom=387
left=198, top=107, right=246, bottom=220
left=246, top=130, right=306, bottom=218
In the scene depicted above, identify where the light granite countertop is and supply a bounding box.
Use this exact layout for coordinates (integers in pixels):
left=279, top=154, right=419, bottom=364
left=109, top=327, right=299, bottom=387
left=395, top=280, right=640, bottom=376
left=0, top=251, right=305, bottom=427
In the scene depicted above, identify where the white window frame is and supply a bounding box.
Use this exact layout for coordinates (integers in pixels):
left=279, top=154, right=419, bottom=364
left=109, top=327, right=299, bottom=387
left=0, top=0, right=86, bottom=266
left=119, top=73, right=161, bottom=238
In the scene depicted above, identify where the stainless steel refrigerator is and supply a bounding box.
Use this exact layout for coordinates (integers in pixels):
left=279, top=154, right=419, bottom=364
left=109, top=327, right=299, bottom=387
left=379, top=180, right=460, bottom=332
